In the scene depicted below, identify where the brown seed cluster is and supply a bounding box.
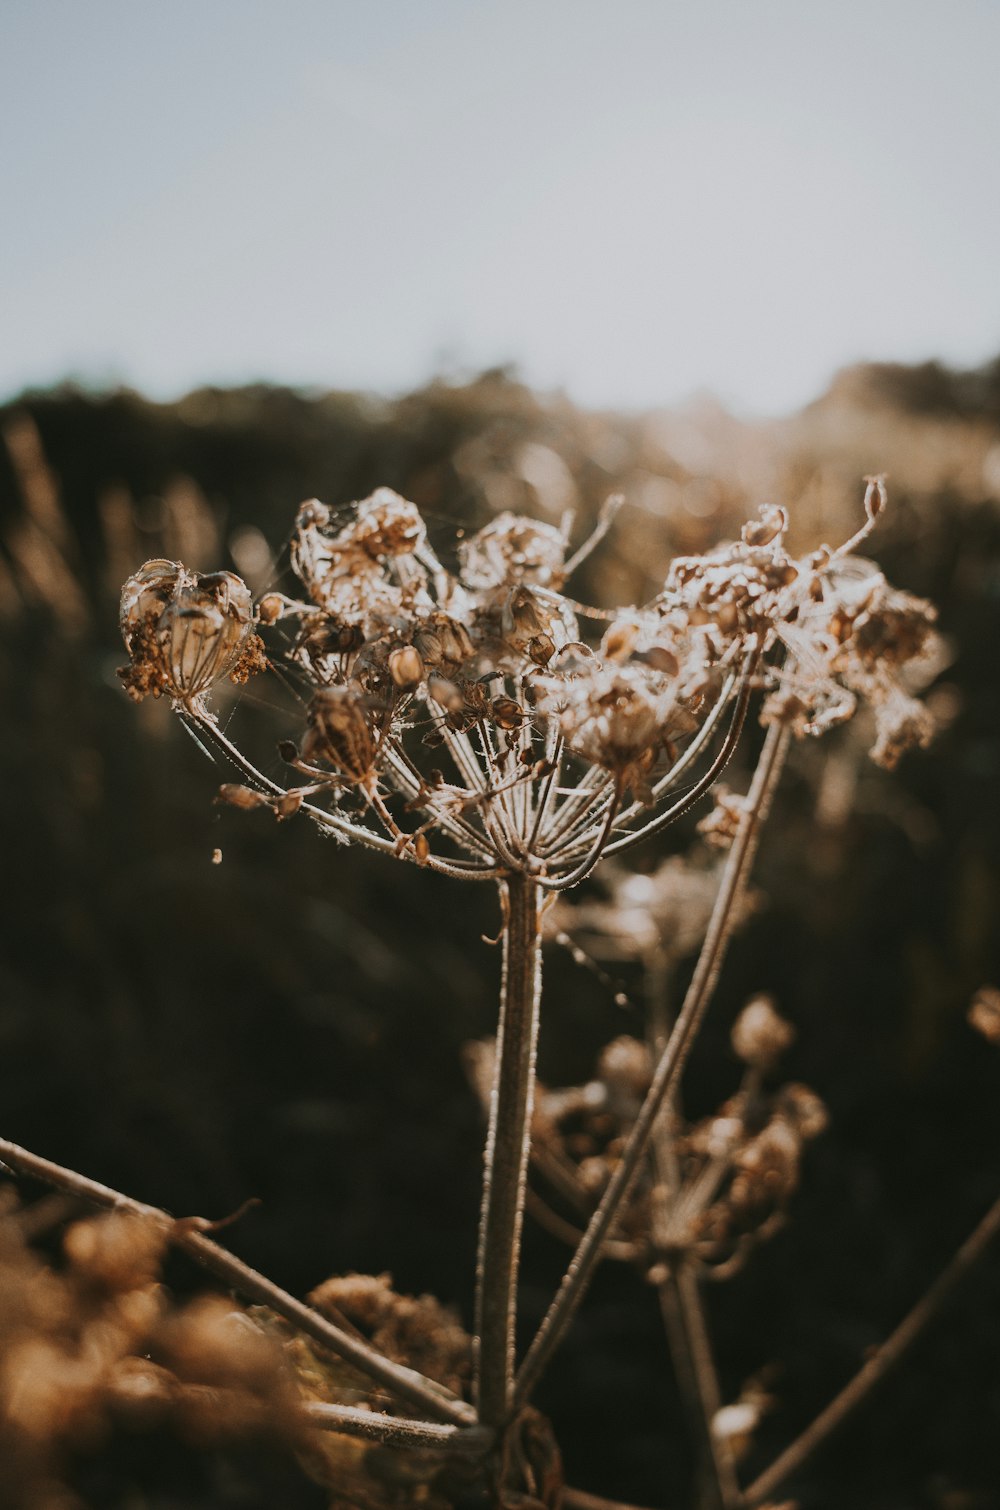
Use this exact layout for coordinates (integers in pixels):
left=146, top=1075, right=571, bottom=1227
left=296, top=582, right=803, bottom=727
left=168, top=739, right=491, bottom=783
left=482, top=992, right=824, bottom=1280
left=0, top=1190, right=296, bottom=1510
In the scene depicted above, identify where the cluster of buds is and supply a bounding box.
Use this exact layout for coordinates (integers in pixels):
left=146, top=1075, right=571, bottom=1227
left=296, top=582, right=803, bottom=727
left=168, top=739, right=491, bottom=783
left=118, top=479, right=939, bottom=882
left=493, top=996, right=825, bottom=1281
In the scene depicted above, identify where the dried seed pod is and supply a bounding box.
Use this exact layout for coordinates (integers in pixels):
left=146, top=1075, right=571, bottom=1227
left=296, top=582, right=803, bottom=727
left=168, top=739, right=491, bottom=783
left=864, top=473, right=887, bottom=522
left=257, top=593, right=286, bottom=625
left=731, top=995, right=795, bottom=1070
left=741, top=504, right=788, bottom=548
left=388, top=644, right=425, bottom=689
left=642, top=644, right=680, bottom=676
left=119, top=561, right=263, bottom=704
left=414, top=614, right=475, bottom=670
left=602, top=620, right=641, bottom=663
left=215, top=784, right=269, bottom=811
left=273, top=790, right=304, bottom=821
left=303, top=688, right=377, bottom=783
left=491, top=697, right=524, bottom=730
left=528, top=633, right=556, bottom=666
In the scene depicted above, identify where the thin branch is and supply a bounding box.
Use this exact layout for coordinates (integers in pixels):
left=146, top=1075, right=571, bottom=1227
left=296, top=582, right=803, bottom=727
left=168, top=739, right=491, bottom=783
left=669, top=1263, right=741, bottom=1510
left=524, top=1187, right=639, bottom=1263
left=743, top=1189, right=1000, bottom=1507
left=196, top=711, right=502, bottom=882
left=563, top=492, right=625, bottom=580
left=599, top=651, right=759, bottom=860
left=541, top=786, right=623, bottom=891
left=0, top=1137, right=474, bottom=1428
left=303, top=1401, right=493, bottom=1456
left=514, top=722, right=790, bottom=1411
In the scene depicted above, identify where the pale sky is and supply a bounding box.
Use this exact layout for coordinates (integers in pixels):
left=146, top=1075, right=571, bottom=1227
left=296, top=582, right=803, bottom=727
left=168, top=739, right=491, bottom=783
left=2, top=0, right=999, bottom=415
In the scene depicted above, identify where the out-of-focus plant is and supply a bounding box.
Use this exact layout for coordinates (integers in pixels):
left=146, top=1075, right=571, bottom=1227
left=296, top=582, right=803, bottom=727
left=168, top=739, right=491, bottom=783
left=6, top=472, right=994, bottom=1510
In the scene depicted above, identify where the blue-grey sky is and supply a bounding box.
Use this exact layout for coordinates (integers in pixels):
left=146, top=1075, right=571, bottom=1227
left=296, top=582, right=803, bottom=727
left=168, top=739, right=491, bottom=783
left=2, top=0, right=999, bottom=414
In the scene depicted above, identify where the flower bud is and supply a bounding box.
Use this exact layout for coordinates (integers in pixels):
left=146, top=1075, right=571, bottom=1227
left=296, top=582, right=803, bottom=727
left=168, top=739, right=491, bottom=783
left=731, top=995, right=795, bottom=1069
left=388, top=645, right=425, bottom=689
left=303, top=687, right=376, bottom=783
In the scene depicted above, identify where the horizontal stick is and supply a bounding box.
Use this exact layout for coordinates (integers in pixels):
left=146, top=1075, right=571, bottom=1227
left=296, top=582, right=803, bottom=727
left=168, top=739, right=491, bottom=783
left=0, top=1136, right=474, bottom=1428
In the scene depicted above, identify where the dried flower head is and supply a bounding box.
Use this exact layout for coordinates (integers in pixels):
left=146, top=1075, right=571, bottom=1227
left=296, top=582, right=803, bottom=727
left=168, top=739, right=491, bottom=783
left=458, top=512, right=568, bottom=590
left=119, top=480, right=938, bottom=895
left=119, top=560, right=265, bottom=706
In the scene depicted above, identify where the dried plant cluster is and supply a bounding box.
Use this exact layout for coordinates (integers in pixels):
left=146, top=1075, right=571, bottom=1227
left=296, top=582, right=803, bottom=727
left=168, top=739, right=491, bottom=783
left=114, top=480, right=936, bottom=890
left=7, top=475, right=991, bottom=1510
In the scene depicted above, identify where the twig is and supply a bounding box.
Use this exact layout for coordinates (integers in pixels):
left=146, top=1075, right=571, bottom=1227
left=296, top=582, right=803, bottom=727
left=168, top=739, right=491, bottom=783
left=743, top=1189, right=1000, bottom=1506
left=0, top=1137, right=474, bottom=1427
left=303, top=1401, right=492, bottom=1455
left=514, top=723, right=790, bottom=1410
left=669, top=1263, right=741, bottom=1510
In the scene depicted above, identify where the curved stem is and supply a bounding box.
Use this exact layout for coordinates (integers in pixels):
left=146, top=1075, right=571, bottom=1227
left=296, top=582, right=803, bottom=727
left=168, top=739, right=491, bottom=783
left=514, top=722, right=790, bottom=1411
left=540, top=786, right=622, bottom=891
left=474, top=873, right=543, bottom=1428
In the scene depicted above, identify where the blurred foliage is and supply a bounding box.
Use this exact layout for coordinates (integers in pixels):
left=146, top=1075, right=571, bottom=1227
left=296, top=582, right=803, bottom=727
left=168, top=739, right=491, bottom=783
left=2, top=361, right=1000, bottom=1508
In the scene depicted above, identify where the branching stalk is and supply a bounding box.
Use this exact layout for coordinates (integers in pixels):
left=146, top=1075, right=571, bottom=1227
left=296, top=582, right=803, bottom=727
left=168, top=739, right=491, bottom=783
left=303, top=1401, right=493, bottom=1456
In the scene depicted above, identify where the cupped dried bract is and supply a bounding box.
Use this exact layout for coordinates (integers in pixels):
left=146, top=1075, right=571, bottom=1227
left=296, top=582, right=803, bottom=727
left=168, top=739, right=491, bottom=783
left=119, top=560, right=264, bottom=705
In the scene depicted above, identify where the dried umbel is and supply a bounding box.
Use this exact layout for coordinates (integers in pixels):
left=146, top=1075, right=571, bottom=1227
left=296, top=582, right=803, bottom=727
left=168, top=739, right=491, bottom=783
left=121, top=480, right=938, bottom=894
left=517, top=1007, right=826, bottom=1282
left=118, top=560, right=265, bottom=706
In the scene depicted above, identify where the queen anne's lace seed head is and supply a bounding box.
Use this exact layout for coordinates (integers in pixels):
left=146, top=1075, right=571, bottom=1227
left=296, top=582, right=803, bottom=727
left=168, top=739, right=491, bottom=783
left=119, top=480, right=941, bottom=884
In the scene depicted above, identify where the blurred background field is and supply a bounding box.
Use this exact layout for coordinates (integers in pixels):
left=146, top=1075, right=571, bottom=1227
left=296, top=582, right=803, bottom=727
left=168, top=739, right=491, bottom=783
left=2, top=359, right=1000, bottom=1507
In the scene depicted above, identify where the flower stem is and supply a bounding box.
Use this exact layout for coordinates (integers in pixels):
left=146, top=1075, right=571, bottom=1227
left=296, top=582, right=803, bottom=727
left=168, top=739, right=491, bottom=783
left=475, top=871, right=543, bottom=1428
